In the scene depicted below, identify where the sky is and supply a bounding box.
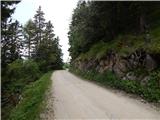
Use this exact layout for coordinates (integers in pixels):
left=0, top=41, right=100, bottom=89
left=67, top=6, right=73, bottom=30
left=12, top=0, right=78, bottom=62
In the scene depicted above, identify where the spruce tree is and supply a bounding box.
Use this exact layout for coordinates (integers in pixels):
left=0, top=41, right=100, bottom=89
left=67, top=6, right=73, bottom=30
left=36, top=21, right=63, bottom=71
left=33, top=6, right=45, bottom=46
left=1, top=1, right=21, bottom=68
left=23, top=19, right=36, bottom=58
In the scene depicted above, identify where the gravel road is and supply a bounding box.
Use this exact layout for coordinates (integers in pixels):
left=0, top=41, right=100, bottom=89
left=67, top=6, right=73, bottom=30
left=51, top=70, right=160, bottom=119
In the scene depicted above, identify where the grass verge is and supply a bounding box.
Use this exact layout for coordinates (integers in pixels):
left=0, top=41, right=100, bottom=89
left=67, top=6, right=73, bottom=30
left=70, top=67, right=160, bottom=103
left=9, top=71, right=52, bottom=120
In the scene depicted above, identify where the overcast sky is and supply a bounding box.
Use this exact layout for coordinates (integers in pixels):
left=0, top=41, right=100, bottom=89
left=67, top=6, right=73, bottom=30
left=12, top=0, right=78, bottom=62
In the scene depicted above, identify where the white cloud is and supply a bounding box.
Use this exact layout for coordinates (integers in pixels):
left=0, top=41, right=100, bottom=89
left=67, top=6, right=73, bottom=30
left=12, top=0, right=78, bottom=62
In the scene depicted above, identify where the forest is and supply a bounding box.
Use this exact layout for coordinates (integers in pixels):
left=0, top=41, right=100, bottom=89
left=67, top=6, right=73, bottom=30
left=1, top=0, right=160, bottom=119
left=69, top=1, right=160, bottom=60
left=1, top=1, right=63, bottom=119
left=69, top=1, right=160, bottom=103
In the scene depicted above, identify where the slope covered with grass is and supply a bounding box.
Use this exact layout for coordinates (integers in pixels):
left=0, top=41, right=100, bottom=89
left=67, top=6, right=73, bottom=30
left=9, top=72, right=52, bottom=120
left=77, top=27, right=160, bottom=61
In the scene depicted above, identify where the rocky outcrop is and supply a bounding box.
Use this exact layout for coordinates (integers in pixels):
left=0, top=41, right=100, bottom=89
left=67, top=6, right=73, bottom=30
left=73, top=49, right=158, bottom=84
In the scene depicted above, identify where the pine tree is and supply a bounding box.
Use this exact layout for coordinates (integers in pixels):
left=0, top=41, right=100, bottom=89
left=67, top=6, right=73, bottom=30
left=8, top=20, right=23, bottom=61
left=43, top=21, right=55, bottom=45
left=53, top=37, right=63, bottom=69
left=1, top=19, right=23, bottom=68
left=33, top=6, right=45, bottom=47
left=36, top=21, right=63, bottom=71
left=1, top=1, right=21, bottom=68
left=1, top=1, right=20, bottom=22
left=22, top=7, right=63, bottom=71
left=23, top=19, right=36, bottom=58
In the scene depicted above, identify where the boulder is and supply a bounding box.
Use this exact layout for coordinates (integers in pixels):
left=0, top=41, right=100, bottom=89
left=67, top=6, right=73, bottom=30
left=104, top=59, right=109, bottom=66
left=129, top=59, right=134, bottom=67
left=137, top=74, right=145, bottom=82
left=112, top=59, right=128, bottom=78
left=95, top=65, right=100, bottom=71
left=140, top=76, right=150, bottom=86
left=113, top=64, right=125, bottom=78
left=103, top=65, right=109, bottom=71
left=122, top=76, right=127, bottom=80
left=133, top=61, right=138, bottom=67
left=113, top=67, right=125, bottom=78
left=131, top=54, right=135, bottom=59
left=145, top=54, right=157, bottom=71
left=99, top=60, right=105, bottom=66
left=126, top=72, right=137, bottom=81
left=86, top=61, right=93, bottom=69
left=119, top=60, right=128, bottom=72
left=99, top=67, right=104, bottom=73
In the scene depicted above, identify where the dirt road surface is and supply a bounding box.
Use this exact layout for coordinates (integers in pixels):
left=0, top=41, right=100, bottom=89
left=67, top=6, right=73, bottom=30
left=51, top=70, right=160, bottom=119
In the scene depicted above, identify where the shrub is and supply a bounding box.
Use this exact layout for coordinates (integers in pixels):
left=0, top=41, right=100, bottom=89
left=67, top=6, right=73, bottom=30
left=2, top=59, right=42, bottom=120
left=6, top=59, right=41, bottom=81
left=7, top=59, right=24, bottom=80
left=143, top=69, right=160, bottom=102
left=23, top=60, right=41, bottom=81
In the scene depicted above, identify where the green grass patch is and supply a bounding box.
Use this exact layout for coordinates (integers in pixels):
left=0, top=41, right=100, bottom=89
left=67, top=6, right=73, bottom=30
left=148, top=27, right=160, bottom=54
left=9, top=71, right=52, bottom=120
left=76, top=26, right=160, bottom=61
left=78, top=41, right=116, bottom=60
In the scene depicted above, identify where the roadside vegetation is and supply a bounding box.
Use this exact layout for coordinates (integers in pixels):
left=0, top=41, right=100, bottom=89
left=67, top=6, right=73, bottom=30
left=1, top=1, right=63, bottom=119
left=69, top=1, right=160, bottom=104
left=70, top=67, right=160, bottom=103
left=9, top=72, right=52, bottom=120
left=2, top=59, right=42, bottom=120
left=63, top=62, right=70, bottom=70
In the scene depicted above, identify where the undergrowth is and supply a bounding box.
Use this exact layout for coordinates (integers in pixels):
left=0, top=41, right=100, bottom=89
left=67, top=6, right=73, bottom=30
left=9, top=71, right=52, bottom=120
left=2, top=59, right=42, bottom=120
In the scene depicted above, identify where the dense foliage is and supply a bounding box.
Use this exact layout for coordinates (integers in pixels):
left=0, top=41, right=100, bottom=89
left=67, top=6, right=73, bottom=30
left=1, top=2, right=63, bottom=119
left=9, top=72, right=52, bottom=120
left=1, top=1, right=22, bottom=71
left=68, top=1, right=160, bottom=61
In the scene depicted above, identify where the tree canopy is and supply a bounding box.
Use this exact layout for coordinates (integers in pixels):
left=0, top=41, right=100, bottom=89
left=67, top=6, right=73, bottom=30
left=68, top=1, right=160, bottom=61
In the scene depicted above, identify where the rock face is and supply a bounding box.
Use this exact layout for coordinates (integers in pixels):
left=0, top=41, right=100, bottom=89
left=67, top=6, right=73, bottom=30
left=73, top=49, right=158, bottom=84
